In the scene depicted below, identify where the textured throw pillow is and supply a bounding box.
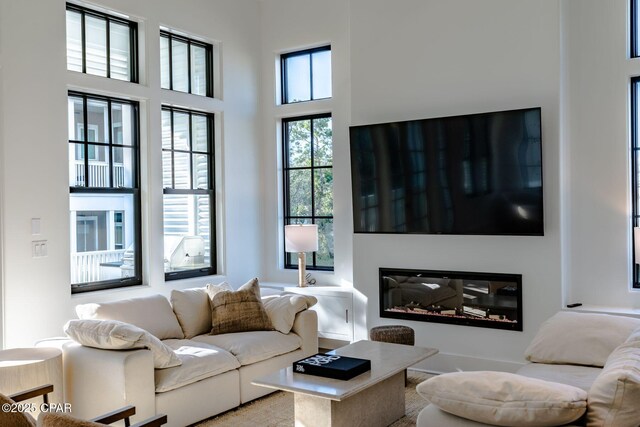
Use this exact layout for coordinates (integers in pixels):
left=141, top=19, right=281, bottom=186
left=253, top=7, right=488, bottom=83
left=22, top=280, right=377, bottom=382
left=416, top=371, right=587, bottom=427
left=587, top=335, right=640, bottom=427
left=209, top=278, right=274, bottom=335
left=262, top=294, right=317, bottom=334
left=524, top=311, right=640, bottom=367
left=76, top=294, right=184, bottom=340
left=64, top=319, right=181, bottom=369
left=171, top=287, right=212, bottom=338
left=0, top=393, right=35, bottom=427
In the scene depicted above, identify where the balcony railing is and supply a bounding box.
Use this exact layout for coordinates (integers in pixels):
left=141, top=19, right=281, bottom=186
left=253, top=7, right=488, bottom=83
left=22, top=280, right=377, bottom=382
left=71, top=249, right=126, bottom=283
left=74, top=161, right=125, bottom=187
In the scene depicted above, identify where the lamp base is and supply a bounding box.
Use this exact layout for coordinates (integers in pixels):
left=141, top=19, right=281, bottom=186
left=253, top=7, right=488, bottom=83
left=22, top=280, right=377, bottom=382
left=297, top=252, right=307, bottom=287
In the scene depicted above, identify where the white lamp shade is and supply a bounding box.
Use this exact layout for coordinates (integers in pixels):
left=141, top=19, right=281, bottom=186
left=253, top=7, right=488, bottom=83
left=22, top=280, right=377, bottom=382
left=285, top=224, right=318, bottom=252
left=635, top=227, right=640, bottom=264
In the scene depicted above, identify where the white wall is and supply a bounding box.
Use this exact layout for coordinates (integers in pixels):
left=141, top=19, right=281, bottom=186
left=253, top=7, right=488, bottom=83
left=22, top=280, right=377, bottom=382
left=0, top=0, right=262, bottom=348
left=562, top=0, right=640, bottom=310
left=349, top=0, right=563, bottom=363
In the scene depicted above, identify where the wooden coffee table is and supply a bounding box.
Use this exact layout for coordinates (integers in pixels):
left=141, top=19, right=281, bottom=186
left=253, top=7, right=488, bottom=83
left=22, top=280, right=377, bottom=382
left=252, top=340, right=438, bottom=427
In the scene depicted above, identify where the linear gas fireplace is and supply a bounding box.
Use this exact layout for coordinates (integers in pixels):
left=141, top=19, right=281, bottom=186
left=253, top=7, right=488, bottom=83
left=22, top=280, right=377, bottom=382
left=380, top=268, right=522, bottom=331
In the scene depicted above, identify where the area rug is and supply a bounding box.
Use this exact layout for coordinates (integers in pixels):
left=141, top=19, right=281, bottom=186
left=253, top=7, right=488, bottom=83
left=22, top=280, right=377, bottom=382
left=195, top=370, right=432, bottom=427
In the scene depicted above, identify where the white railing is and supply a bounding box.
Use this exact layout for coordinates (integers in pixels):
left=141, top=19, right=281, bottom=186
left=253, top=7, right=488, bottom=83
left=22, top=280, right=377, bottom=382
left=74, top=161, right=125, bottom=187
left=71, top=249, right=126, bottom=283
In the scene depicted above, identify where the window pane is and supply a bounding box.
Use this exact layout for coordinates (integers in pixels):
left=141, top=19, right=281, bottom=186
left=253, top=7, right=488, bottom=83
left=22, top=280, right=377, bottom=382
left=109, top=22, right=131, bottom=81
left=87, top=99, right=109, bottom=143
left=173, top=112, right=190, bottom=151
left=113, top=146, right=133, bottom=188
left=316, top=219, right=334, bottom=268
left=313, top=117, right=333, bottom=166
left=162, top=110, right=172, bottom=149
left=69, top=143, right=85, bottom=186
left=193, top=154, right=209, bottom=189
left=314, top=169, right=333, bottom=216
left=174, top=152, right=191, bottom=189
left=287, top=169, right=312, bottom=216
left=191, top=44, right=207, bottom=96
left=287, top=120, right=311, bottom=167
left=87, top=144, right=110, bottom=187
left=112, top=103, right=134, bottom=146
left=160, top=36, right=171, bottom=89
left=162, top=151, right=172, bottom=188
left=85, top=16, right=107, bottom=77
left=192, top=115, right=208, bottom=152
left=171, top=39, right=189, bottom=92
left=68, top=96, right=84, bottom=141
left=312, top=50, right=331, bottom=99
left=66, top=10, right=83, bottom=72
left=70, top=193, right=136, bottom=284
left=285, top=54, right=311, bottom=103
left=163, top=194, right=212, bottom=272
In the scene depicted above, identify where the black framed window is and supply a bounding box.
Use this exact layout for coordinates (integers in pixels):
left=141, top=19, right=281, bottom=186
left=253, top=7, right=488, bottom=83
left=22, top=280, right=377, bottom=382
left=633, top=0, right=640, bottom=58
left=281, top=46, right=331, bottom=104
left=632, top=78, right=640, bottom=288
left=283, top=114, right=334, bottom=270
left=162, top=106, right=216, bottom=280
left=68, top=91, right=141, bottom=293
left=160, top=31, right=213, bottom=97
left=66, top=3, right=138, bottom=82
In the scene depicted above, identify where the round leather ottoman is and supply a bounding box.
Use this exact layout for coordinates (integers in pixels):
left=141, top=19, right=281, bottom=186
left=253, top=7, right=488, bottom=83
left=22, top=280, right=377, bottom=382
left=369, top=325, right=415, bottom=346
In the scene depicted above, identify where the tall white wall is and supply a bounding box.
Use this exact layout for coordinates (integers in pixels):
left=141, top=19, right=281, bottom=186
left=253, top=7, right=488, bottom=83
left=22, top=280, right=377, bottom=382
left=562, top=0, right=640, bottom=310
left=0, top=0, right=262, bottom=347
left=349, top=0, right=563, bottom=363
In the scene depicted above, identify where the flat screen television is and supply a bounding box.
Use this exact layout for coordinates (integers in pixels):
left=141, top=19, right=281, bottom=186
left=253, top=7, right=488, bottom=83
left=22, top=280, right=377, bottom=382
left=349, top=107, right=543, bottom=235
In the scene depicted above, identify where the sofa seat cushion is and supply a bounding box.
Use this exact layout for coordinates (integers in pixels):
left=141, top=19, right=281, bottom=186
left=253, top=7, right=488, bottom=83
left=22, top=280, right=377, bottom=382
left=155, top=339, right=240, bottom=393
left=192, top=331, right=302, bottom=366
left=516, top=363, right=602, bottom=392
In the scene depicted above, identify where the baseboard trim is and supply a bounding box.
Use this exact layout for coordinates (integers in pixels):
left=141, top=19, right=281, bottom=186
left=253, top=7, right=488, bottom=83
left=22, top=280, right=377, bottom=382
left=409, top=352, right=525, bottom=374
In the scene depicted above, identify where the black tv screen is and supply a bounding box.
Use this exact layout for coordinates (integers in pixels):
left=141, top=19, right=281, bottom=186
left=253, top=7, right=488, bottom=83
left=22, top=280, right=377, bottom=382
left=349, top=107, right=543, bottom=235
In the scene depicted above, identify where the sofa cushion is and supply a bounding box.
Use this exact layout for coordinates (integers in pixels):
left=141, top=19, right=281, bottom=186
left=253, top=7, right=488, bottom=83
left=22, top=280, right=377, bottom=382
left=171, top=287, right=211, bottom=338
left=262, top=294, right=317, bottom=334
left=416, top=371, right=587, bottom=427
left=204, top=281, right=232, bottom=302
left=193, top=330, right=302, bottom=365
left=524, top=311, right=640, bottom=367
left=76, top=294, right=184, bottom=340
left=64, top=319, right=181, bottom=369
left=155, top=340, right=240, bottom=393
left=209, top=278, right=274, bottom=335
left=516, top=363, right=602, bottom=392
left=587, top=335, right=640, bottom=427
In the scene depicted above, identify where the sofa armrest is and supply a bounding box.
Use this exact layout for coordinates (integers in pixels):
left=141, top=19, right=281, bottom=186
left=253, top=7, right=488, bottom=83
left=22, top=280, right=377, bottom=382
left=37, top=338, right=155, bottom=423
left=291, top=309, right=318, bottom=357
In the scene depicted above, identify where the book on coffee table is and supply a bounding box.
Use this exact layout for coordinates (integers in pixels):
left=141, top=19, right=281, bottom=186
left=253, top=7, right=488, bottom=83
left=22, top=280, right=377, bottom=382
left=293, top=353, right=371, bottom=380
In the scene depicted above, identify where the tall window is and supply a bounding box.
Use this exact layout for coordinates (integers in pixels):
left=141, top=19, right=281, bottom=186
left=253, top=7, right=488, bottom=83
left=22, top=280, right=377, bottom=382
left=283, top=115, right=334, bottom=270
left=633, top=0, right=640, bottom=58
left=160, top=31, right=213, bottom=97
left=632, top=78, right=640, bottom=288
left=68, top=92, right=141, bottom=293
left=281, top=46, right=331, bottom=104
left=162, top=106, right=216, bottom=280
left=66, top=3, right=138, bottom=82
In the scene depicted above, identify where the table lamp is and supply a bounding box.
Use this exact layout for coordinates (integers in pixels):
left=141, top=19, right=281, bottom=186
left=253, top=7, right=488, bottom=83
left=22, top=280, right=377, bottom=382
left=285, top=224, right=318, bottom=287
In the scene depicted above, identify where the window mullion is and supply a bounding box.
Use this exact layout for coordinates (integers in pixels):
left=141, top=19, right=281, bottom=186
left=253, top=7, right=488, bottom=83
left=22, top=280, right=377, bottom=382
left=106, top=18, right=111, bottom=79
left=81, top=11, right=87, bottom=74
left=107, top=100, right=113, bottom=188
left=83, top=96, right=89, bottom=188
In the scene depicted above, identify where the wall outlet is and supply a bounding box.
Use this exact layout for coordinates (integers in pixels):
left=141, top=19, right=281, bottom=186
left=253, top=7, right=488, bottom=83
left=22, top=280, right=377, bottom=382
left=32, top=240, right=47, bottom=258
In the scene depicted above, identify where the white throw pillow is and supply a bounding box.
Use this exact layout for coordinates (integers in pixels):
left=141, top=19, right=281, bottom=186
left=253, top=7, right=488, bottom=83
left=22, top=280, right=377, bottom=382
left=524, top=311, right=640, bottom=367
left=205, top=281, right=232, bottom=304
left=171, top=287, right=211, bottom=338
left=587, top=334, right=640, bottom=427
left=76, top=294, right=185, bottom=340
left=416, top=371, right=587, bottom=427
left=262, top=294, right=317, bottom=334
left=65, top=319, right=182, bottom=369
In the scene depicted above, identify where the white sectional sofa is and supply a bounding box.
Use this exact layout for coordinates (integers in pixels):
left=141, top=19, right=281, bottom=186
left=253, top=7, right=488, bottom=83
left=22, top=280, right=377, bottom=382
left=416, top=311, right=640, bottom=427
left=38, top=286, right=318, bottom=427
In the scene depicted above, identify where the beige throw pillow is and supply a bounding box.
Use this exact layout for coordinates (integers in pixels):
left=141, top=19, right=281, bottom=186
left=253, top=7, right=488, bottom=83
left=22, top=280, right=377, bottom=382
left=586, top=332, right=640, bottom=427
left=524, top=311, right=640, bottom=367
left=65, top=319, right=182, bottom=369
left=417, top=371, right=587, bottom=427
left=262, top=294, right=317, bottom=334
left=205, top=281, right=233, bottom=302
left=171, top=287, right=212, bottom=338
left=209, top=278, right=274, bottom=335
